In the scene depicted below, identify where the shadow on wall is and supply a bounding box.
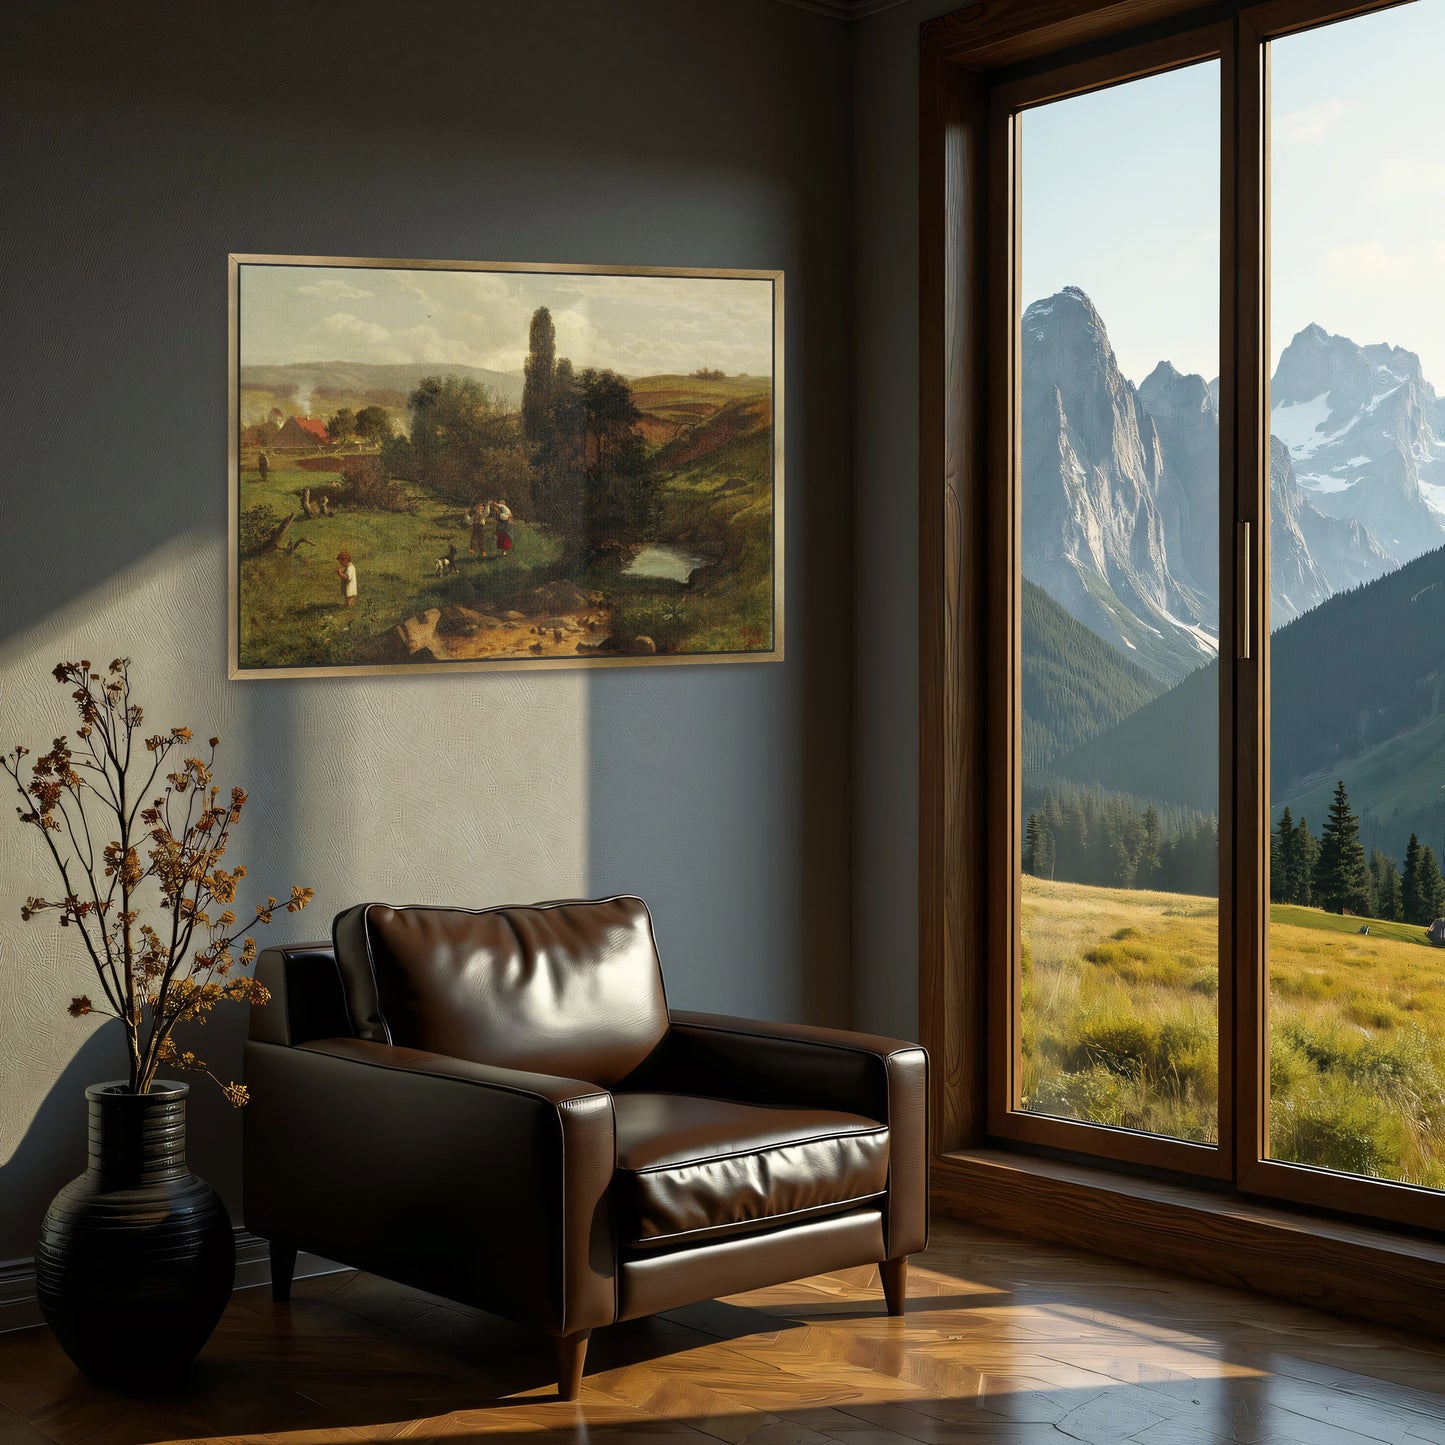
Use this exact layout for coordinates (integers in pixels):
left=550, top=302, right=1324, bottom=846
left=0, top=1012, right=258, bottom=1274
left=0, top=541, right=594, bottom=1259
left=0, top=1026, right=129, bottom=1266
left=0, top=0, right=853, bottom=1257
left=0, top=0, right=844, bottom=647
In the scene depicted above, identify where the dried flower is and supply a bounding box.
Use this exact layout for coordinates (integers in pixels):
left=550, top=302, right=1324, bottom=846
left=3, top=658, right=311, bottom=1109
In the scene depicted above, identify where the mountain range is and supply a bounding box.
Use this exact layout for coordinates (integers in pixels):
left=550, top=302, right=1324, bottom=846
left=240, top=360, right=526, bottom=423
left=1022, top=578, right=1166, bottom=772
left=1048, top=541, right=1445, bottom=862
left=1271, top=323, right=1445, bottom=559
left=1022, top=287, right=1445, bottom=683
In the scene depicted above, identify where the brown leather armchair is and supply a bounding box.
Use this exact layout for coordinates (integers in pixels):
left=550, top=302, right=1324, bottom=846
left=243, top=895, right=927, bottom=1399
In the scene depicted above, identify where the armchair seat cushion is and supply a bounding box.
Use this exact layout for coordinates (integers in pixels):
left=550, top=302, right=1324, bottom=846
left=612, top=1092, right=889, bottom=1251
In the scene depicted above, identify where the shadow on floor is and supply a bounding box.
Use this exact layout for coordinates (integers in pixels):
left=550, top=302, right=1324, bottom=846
left=3, top=1234, right=1445, bottom=1445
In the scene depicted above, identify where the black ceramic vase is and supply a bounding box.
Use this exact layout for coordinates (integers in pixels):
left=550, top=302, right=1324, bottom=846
left=36, top=1080, right=235, bottom=1387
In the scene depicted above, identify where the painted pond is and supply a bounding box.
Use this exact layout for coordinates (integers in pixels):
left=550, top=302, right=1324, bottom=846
left=623, top=543, right=709, bottom=583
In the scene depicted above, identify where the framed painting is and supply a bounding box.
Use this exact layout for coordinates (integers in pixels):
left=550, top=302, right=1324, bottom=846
left=227, top=254, right=783, bottom=677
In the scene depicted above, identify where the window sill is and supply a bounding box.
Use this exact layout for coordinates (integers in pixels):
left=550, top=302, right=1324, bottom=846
left=933, top=1148, right=1445, bottom=1339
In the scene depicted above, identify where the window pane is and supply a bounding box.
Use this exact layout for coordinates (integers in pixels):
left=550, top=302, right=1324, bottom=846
left=1017, top=62, right=1221, bottom=1142
left=1267, top=1, right=1445, bottom=1191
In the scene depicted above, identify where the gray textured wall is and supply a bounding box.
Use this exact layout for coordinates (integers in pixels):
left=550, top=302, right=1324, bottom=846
left=850, top=0, right=955, bottom=1042
left=0, top=0, right=853, bottom=1260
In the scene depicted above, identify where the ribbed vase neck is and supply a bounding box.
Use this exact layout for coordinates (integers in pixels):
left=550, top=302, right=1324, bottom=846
left=85, top=1081, right=190, bottom=1188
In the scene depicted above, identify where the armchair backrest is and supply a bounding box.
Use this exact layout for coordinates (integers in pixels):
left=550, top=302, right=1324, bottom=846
left=331, top=894, right=670, bottom=1086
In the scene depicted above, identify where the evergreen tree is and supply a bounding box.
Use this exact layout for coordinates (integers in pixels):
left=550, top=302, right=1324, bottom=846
left=1371, top=850, right=1403, bottom=922
left=1294, top=816, right=1318, bottom=906
left=1366, top=848, right=1399, bottom=921
left=1272, top=807, right=1294, bottom=904
left=1057, top=792, right=1087, bottom=883
left=1110, top=823, right=1136, bottom=888
left=1137, top=804, right=1162, bottom=888
left=1403, top=833, right=1425, bottom=925
left=1418, top=844, right=1445, bottom=924
left=1023, top=812, right=1053, bottom=879
left=522, top=306, right=557, bottom=447
left=1311, top=780, right=1371, bottom=914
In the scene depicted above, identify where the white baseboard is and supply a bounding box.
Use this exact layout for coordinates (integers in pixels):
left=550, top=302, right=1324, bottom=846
left=0, top=1232, right=348, bottom=1334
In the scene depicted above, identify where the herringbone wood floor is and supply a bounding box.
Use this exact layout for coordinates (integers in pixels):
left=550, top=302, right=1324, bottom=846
left=2, top=1218, right=1444, bottom=1444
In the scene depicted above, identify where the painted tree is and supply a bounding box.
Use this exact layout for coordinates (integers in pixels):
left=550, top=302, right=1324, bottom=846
left=388, top=374, right=527, bottom=506
left=522, top=306, right=558, bottom=447
left=353, top=405, right=393, bottom=445
left=529, top=361, right=657, bottom=568
left=1311, top=780, right=1370, bottom=915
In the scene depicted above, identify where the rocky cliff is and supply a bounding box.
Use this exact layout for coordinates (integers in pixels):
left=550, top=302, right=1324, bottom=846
left=1270, top=322, right=1445, bottom=562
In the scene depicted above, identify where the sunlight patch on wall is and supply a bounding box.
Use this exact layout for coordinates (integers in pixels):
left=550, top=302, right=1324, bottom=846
left=0, top=536, right=591, bottom=1182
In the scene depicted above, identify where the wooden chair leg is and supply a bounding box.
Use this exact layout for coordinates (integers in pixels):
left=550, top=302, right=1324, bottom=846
left=555, top=1330, right=591, bottom=1401
left=881, top=1256, right=908, bottom=1316
left=270, top=1240, right=298, bottom=1304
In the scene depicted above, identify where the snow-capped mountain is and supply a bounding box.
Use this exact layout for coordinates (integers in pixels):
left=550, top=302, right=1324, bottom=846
left=1270, top=322, right=1445, bottom=563
left=1021, top=288, right=1216, bottom=684
left=1021, top=288, right=1396, bottom=676
left=1137, top=360, right=1218, bottom=606
left=1270, top=435, right=1392, bottom=621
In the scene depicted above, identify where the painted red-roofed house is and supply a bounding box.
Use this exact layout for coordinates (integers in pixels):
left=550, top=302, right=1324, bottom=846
left=274, top=414, right=331, bottom=450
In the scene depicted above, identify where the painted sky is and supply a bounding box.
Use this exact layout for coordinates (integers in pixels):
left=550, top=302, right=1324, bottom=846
left=1021, top=0, right=1445, bottom=388
left=239, top=265, right=775, bottom=379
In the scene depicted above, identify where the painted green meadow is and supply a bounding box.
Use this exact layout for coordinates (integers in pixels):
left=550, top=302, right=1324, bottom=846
left=1021, top=875, right=1445, bottom=1189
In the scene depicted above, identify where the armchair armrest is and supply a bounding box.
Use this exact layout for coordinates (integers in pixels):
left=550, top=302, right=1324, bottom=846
left=249, top=943, right=353, bottom=1046
left=626, top=1011, right=928, bottom=1260
left=242, top=1037, right=617, bottom=1335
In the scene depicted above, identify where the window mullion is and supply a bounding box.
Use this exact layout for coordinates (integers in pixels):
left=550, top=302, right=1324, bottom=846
left=1229, top=7, right=1270, bottom=1191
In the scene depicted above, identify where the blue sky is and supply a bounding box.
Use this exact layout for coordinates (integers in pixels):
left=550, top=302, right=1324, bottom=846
left=1021, top=0, right=1445, bottom=388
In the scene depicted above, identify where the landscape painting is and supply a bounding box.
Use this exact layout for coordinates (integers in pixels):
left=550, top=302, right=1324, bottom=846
left=228, top=256, right=782, bottom=676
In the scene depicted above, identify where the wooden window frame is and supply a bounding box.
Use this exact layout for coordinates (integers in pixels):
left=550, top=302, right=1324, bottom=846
left=985, top=22, right=1237, bottom=1180
left=919, top=0, right=1444, bottom=1258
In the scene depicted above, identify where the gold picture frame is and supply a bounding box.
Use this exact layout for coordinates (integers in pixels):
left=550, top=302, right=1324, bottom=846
left=228, top=254, right=783, bottom=678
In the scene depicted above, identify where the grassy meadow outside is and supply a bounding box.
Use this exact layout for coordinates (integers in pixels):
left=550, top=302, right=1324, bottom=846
left=1022, top=875, right=1445, bottom=1189
left=1013, top=7, right=1445, bottom=1201
left=234, top=263, right=778, bottom=673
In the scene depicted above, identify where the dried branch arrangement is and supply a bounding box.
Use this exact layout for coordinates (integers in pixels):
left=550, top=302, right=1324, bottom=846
left=4, top=659, right=313, bottom=1103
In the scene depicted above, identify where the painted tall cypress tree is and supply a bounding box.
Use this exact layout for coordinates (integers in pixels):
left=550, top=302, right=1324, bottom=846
left=1311, top=780, right=1370, bottom=914
left=522, top=306, right=557, bottom=447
